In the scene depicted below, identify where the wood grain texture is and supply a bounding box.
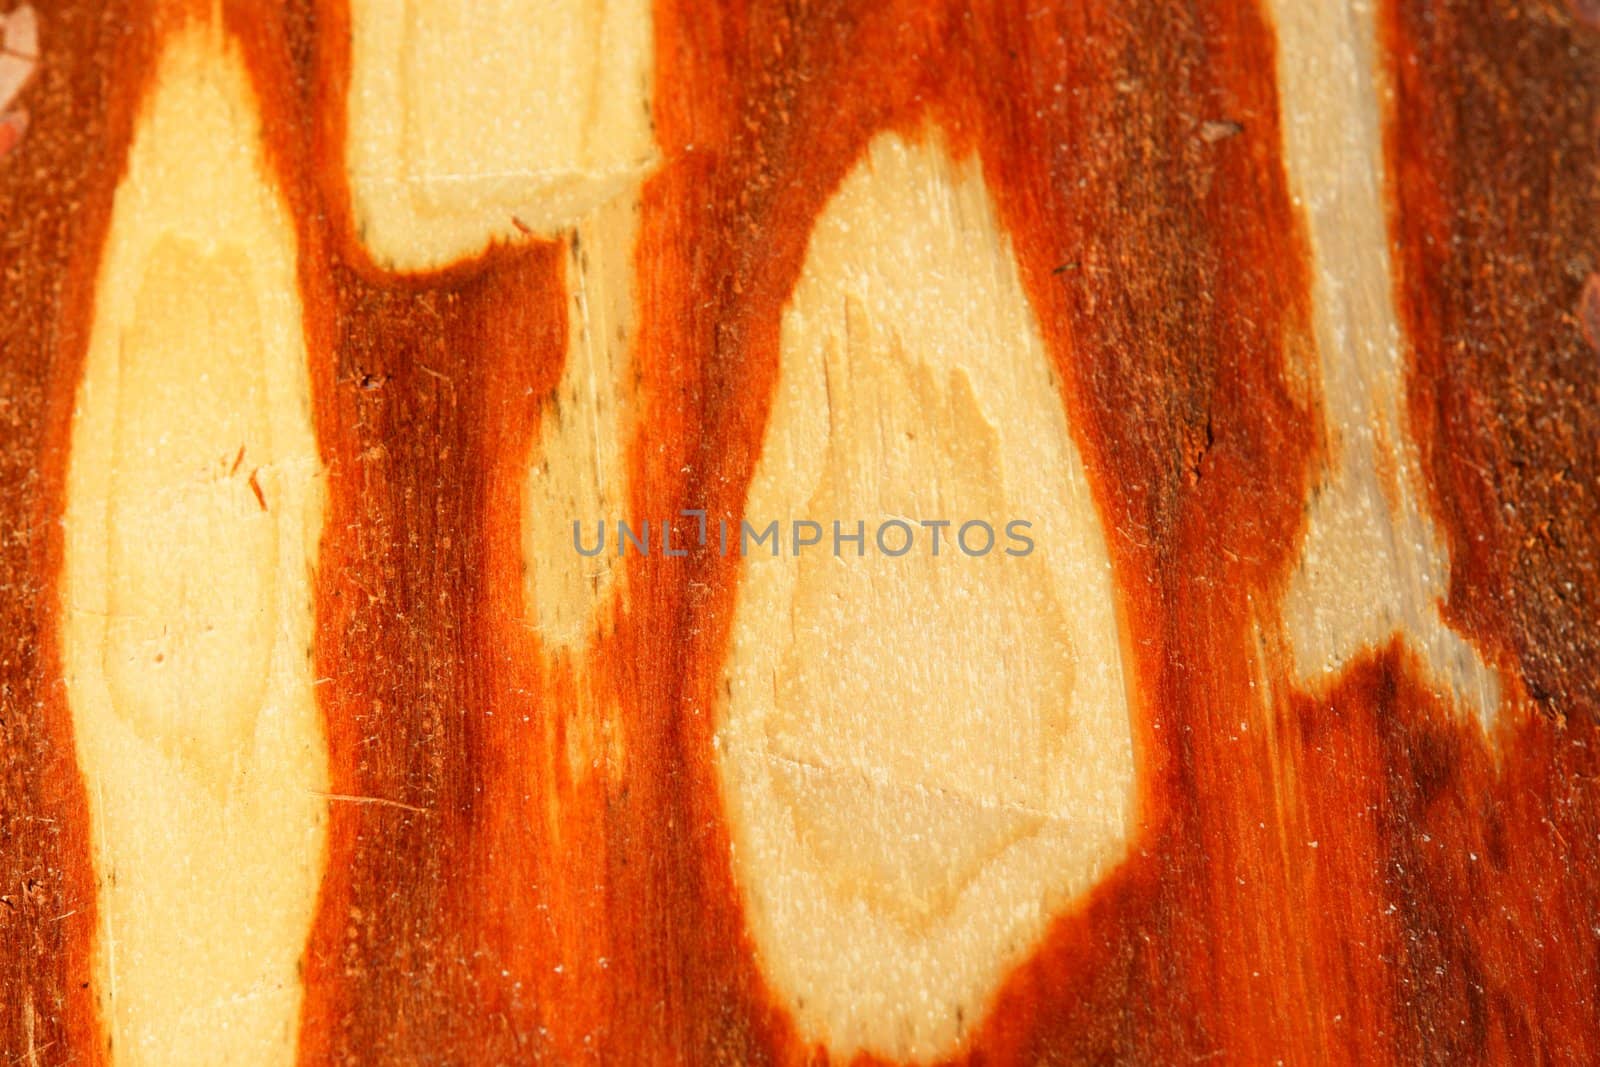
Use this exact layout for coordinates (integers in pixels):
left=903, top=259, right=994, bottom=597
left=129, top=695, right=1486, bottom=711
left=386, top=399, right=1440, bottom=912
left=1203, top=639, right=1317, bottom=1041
left=341, top=0, right=655, bottom=271
left=0, top=0, right=1594, bottom=1064
left=60, top=23, right=328, bottom=1062
left=716, top=126, right=1136, bottom=1060
left=1384, top=0, right=1600, bottom=726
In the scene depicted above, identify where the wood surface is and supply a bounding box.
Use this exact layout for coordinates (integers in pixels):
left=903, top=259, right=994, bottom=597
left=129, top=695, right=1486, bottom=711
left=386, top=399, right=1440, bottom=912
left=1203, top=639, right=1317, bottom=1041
left=1, top=0, right=1597, bottom=1064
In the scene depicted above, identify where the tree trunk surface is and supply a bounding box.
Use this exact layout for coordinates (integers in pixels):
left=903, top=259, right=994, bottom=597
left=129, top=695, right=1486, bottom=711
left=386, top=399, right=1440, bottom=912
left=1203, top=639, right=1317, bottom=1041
left=1, top=1, right=1597, bottom=1064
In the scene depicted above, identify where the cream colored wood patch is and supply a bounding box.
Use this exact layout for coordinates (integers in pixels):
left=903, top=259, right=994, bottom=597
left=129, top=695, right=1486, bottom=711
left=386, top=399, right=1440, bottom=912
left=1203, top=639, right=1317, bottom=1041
left=1269, top=0, right=1501, bottom=726
left=716, top=129, right=1137, bottom=1062
left=60, top=26, right=327, bottom=1065
left=345, top=0, right=656, bottom=272
left=523, top=194, right=639, bottom=656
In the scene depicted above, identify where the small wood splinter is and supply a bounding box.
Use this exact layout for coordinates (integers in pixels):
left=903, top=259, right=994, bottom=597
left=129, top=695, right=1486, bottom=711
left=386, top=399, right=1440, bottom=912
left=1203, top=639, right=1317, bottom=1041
left=1578, top=273, right=1600, bottom=354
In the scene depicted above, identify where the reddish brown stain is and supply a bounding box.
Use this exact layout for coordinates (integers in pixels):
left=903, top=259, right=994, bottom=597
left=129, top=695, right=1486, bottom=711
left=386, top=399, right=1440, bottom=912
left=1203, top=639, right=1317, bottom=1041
left=291, top=251, right=573, bottom=1063
left=4, top=0, right=1599, bottom=1063
left=1382, top=0, right=1600, bottom=723
left=0, top=0, right=167, bottom=1060
left=1349, top=5, right=1600, bottom=1058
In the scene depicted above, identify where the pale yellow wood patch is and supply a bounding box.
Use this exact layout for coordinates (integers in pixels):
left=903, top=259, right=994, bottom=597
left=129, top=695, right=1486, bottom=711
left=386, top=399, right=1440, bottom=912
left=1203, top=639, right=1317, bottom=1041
left=60, top=25, right=328, bottom=1065
left=523, top=194, right=639, bottom=658
left=345, top=0, right=656, bottom=272
left=517, top=194, right=642, bottom=813
left=716, top=129, right=1137, bottom=1062
left=1269, top=0, right=1502, bottom=726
